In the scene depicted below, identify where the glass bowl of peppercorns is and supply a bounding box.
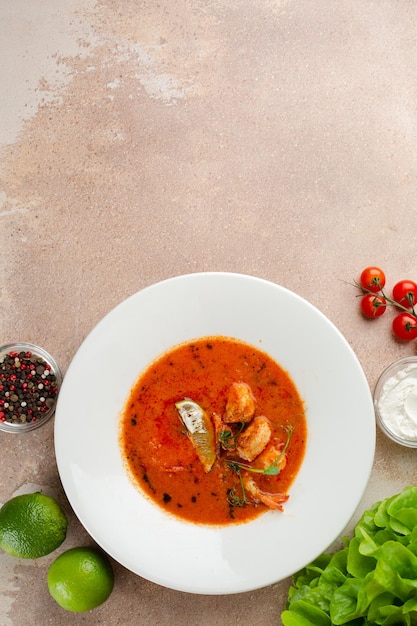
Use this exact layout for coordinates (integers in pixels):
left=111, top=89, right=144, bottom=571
left=0, top=343, right=62, bottom=433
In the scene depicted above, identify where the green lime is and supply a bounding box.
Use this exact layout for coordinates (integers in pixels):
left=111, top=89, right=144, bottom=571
left=47, top=547, right=114, bottom=612
left=0, top=492, right=67, bottom=558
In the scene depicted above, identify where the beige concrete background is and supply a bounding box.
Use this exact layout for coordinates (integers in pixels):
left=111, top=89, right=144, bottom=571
left=1, top=1, right=417, bottom=624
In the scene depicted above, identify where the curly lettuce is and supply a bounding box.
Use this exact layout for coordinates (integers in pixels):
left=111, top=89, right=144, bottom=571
left=282, top=486, right=417, bottom=626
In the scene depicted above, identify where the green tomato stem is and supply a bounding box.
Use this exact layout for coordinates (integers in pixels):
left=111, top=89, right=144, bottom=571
left=354, top=280, right=417, bottom=318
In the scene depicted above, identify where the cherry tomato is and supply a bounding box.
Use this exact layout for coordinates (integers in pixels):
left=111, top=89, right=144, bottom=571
left=392, top=312, right=417, bottom=341
left=392, top=279, right=417, bottom=309
left=360, top=294, right=386, bottom=318
left=360, top=267, right=386, bottom=293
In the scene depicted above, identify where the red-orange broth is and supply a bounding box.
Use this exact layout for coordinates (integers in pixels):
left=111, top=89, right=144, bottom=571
left=120, top=336, right=307, bottom=525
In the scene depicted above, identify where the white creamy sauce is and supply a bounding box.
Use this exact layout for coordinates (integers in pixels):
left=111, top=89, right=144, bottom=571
left=378, top=364, right=417, bottom=441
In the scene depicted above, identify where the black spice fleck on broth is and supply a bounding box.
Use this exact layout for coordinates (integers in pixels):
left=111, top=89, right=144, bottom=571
left=142, top=472, right=156, bottom=493
left=162, top=493, right=172, bottom=504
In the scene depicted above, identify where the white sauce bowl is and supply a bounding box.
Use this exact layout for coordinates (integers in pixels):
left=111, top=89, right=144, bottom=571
left=374, top=356, right=417, bottom=448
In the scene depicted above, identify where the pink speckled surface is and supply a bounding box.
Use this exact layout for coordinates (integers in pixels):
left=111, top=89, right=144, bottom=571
left=1, top=1, right=417, bottom=624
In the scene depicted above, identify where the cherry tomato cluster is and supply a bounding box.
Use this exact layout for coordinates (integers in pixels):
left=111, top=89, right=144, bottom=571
left=358, top=266, right=417, bottom=341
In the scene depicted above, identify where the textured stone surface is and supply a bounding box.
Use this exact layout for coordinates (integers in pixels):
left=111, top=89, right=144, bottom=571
left=1, top=1, right=417, bottom=624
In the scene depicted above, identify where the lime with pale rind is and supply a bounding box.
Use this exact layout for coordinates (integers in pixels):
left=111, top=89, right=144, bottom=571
left=47, top=547, right=114, bottom=612
left=175, top=399, right=216, bottom=472
left=0, top=492, right=67, bottom=558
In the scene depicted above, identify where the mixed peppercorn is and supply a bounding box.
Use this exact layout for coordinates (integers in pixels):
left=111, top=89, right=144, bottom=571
left=0, top=350, right=59, bottom=425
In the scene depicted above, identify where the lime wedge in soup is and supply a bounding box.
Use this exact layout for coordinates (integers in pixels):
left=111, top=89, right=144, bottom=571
left=175, top=399, right=216, bottom=472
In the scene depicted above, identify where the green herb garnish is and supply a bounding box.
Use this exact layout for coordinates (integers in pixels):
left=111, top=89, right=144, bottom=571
left=227, top=471, right=248, bottom=507
left=219, top=422, right=246, bottom=450
left=219, top=429, right=236, bottom=450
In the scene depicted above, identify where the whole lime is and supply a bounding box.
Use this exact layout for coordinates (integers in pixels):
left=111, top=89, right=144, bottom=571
left=0, top=492, right=67, bottom=558
left=47, top=547, right=114, bottom=612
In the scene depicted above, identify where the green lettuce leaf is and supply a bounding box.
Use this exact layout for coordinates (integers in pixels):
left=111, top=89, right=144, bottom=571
left=372, top=542, right=417, bottom=602
left=281, top=598, right=332, bottom=626
left=387, top=486, right=417, bottom=535
left=347, top=537, right=375, bottom=578
left=281, top=486, right=417, bottom=625
left=330, top=578, right=363, bottom=624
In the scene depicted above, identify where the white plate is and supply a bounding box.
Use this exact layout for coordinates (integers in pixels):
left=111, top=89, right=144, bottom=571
left=54, top=273, right=375, bottom=595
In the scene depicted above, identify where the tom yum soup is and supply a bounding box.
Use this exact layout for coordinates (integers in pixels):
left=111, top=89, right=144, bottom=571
left=119, top=337, right=307, bottom=526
